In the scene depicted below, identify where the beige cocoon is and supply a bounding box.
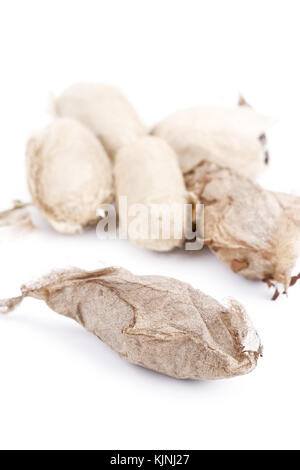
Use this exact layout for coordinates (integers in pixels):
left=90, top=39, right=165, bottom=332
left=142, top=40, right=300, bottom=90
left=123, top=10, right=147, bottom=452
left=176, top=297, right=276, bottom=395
left=114, top=136, right=188, bottom=251
left=152, top=106, right=274, bottom=178
left=185, top=160, right=300, bottom=291
left=55, top=83, right=147, bottom=158
left=0, top=267, right=262, bottom=380
left=26, top=118, right=113, bottom=234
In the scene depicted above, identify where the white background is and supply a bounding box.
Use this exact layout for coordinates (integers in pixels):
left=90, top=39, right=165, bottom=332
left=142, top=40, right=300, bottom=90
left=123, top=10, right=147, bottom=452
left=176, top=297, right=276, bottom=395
left=0, top=0, right=299, bottom=451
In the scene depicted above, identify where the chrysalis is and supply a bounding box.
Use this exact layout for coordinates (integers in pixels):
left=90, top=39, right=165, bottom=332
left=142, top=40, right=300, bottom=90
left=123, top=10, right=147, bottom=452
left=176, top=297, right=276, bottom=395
left=0, top=267, right=262, bottom=380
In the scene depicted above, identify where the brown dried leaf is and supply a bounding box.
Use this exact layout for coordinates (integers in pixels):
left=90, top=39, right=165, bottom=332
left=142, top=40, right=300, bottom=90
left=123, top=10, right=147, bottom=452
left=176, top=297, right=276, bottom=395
left=0, top=267, right=262, bottom=380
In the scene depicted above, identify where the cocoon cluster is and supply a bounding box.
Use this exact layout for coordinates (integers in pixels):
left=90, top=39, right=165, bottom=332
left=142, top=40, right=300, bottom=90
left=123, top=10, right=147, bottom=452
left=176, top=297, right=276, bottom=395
left=2, top=82, right=300, bottom=381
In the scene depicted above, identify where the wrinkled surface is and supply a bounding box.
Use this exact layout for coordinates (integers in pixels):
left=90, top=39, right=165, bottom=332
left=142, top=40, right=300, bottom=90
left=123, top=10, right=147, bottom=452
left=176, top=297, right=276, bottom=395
left=185, top=161, right=300, bottom=290
left=55, top=83, right=147, bottom=159
left=0, top=267, right=262, bottom=380
left=114, top=136, right=188, bottom=251
left=152, top=106, right=274, bottom=177
left=26, top=118, right=113, bottom=234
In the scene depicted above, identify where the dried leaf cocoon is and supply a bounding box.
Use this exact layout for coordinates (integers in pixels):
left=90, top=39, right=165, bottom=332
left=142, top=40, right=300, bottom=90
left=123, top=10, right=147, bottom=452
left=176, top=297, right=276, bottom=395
left=185, top=161, right=300, bottom=290
left=0, top=267, right=262, bottom=380
left=26, top=118, right=113, bottom=234
left=55, top=83, right=147, bottom=159
left=152, top=106, right=274, bottom=178
left=114, top=136, right=188, bottom=251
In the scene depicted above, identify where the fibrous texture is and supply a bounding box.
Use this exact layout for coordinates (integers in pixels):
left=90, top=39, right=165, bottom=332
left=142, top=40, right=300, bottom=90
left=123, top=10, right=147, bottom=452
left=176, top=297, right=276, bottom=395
left=185, top=160, right=300, bottom=291
left=0, top=267, right=262, bottom=380
left=26, top=118, right=113, bottom=234
left=55, top=83, right=147, bottom=159
left=0, top=201, right=34, bottom=233
left=152, top=106, right=274, bottom=178
left=114, top=136, right=188, bottom=251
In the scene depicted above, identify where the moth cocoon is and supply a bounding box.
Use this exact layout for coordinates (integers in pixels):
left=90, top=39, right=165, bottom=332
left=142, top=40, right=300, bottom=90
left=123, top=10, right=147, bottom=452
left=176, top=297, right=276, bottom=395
left=185, top=160, right=300, bottom=291
left=55, top=83, right=147, bottom=159
left=114, top=136, right=188, bottom=251
left=152, top=106, right=274, bottom=178
left=0, top=267, right=263, bottom=380
left=26, top=118, right=113, bottom=234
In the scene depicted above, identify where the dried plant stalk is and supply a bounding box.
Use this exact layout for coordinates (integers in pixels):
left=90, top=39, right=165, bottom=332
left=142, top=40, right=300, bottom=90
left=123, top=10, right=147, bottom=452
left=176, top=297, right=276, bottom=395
left=26, top=118, right=113, bottom=234
left=0, top=201, right=34, bottom=233
left=152, top=106, right=274, bottom=178
left=55, top=83, right=147, bottom=159
left=0, top=267, right=262, bottom=380
left=114, top=136, right=188, bottom=251
left=185, top=161, right=300, bottom=291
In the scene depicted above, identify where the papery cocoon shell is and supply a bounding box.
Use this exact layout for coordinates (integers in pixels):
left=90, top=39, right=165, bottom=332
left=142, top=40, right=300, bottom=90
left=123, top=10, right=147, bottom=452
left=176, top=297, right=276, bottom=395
left=0, top=267, right=262, bottom=380
left=55, top=83, right=147, bottom=159
left=26, top=118, right=113, bottom=234
left=152, top=106, right=274, bottom=178
left=114, top=136, right=188, bottom=251
left=184, top=161, right=300, bottom=291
